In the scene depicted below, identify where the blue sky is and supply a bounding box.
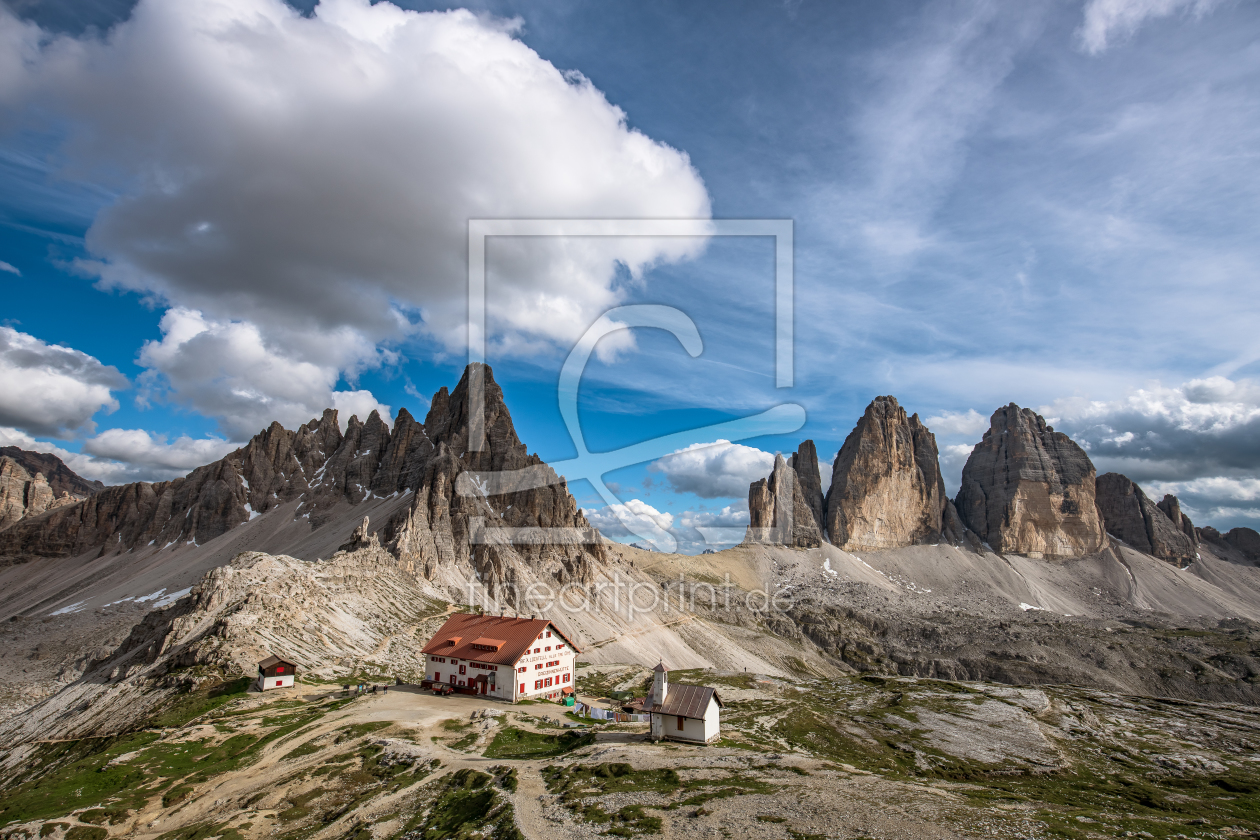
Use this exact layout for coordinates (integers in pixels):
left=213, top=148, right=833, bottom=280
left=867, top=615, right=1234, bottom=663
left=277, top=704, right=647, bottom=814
left=2, top=0, right=1259, bottom=552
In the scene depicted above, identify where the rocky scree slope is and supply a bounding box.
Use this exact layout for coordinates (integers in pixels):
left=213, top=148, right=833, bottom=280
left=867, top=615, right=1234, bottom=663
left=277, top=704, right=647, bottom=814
left=0, top=545, right=446, bottom=751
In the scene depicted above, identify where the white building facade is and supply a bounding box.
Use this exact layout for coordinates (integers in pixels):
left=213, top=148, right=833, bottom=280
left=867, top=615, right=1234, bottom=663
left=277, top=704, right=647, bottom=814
left=421, top=613, right=578, bottom=703
left=646, top=663, right=722, bottom=744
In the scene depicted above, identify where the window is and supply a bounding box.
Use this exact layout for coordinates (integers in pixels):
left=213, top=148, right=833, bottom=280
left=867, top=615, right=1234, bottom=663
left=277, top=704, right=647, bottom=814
left=545, top=677, right=552, bottom=687
left=556, top=645, right=564, bottom=651
left=276, top=666, right=284, bottom=674
left=546, top=631, right=552, bottom=638
left=276, top=680, right=283, bottom=687
left=535, top=664, right=542, bottom=670
left=677, top=716, right=685, bottom=731
left=520, top=683, right=525, bottom=693
left=449, top=675, right=456, bottom=684
left=517, top=666, right=526, bottom=673
left=459, top=665, right=466, bottom=675
left=545, top=646, right=551, bottom=652
left=534, top=680, right=542, bottom=690
left=533, top=647, right=540, bottom=654
left=563, top=673, right=570, bottom=683
left=434, top=672, right=441, bottom=681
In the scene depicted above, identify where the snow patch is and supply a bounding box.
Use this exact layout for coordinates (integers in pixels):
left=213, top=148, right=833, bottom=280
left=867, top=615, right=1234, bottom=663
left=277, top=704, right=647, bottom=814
left=155, top=587, right=192, bottom=607
left=50, top=600, right=89, bottom=616
left=1019, top=603, right=1044, bottom=612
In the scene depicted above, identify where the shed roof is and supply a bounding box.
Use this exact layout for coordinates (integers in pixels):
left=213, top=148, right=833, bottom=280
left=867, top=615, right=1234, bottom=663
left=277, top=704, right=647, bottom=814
left=420, top=613, right=580, bottom=665
left=258, top=655, right=296, bottom=669
left=651, top=684, right=722, bottom=719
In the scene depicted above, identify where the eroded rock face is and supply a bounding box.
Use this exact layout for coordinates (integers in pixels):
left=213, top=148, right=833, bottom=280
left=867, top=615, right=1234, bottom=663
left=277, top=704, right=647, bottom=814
left=0, top=447, right=103, bottom=499
left=386, top=364, right=605, bottom=590
left=746, top=454, right=824, bottom=548
left=0, top=457, right=88, bottom=532
left=0, top=365, right=606, bottom=594
left=788, top=441, right=826, bottom=537
left=825, top=397, right=948, bottom=551
left=1225, top=527, right=1260, bottom=563
left=1096, top=474, right=1197, bottom=567
left=1156, top=495, right=1198, bottom=546
left=955, top=404, right=1106, bottom=558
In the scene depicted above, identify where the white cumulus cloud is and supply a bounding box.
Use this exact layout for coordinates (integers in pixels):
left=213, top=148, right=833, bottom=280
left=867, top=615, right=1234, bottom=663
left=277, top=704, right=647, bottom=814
left=82, top=428, right=236, bottom=477
left=0, top=327, right=127, bottom=437
left=649, top=439, right=774, bottom=499
left=0, top=424, right=237, bottom=484
left=138, top=308, right=391, bottom=439
left=1043, top=376, right=1260, bottom=529
left=923, top=408, right=989, bottom=438
left=1077, top=0, right=1226, bottom=54
left=0, top=0, right=710, bottom=432
left=585, top=498, right=675, bottom=545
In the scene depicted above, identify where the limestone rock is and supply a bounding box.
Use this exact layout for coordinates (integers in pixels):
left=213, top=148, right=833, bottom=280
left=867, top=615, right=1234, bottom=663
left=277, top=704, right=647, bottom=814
left=745, top=454, right=824, bottom=548
left=1225, top=527, right=1260, bottom=563
left=1095, top=474, right=1197, bottom=567
left=0, top=456, right=92, bottom=532
left=0, top=363, right=606, bottom=597
left=825, top=397, right=948, bottom=551
left=0, top=447, right=103, bottom=498
left=787, top=440, right=826, bottom=537
left=955, top=404, right=1106, bottom=558
left=385, top=364, right=606, bottom=591
left=1156, top=494, right=1198, bottom=545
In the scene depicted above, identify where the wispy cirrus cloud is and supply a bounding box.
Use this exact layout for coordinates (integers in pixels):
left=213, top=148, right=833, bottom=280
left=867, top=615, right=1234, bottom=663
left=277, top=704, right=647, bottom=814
left=1076, top=0, right=1227, bottom=54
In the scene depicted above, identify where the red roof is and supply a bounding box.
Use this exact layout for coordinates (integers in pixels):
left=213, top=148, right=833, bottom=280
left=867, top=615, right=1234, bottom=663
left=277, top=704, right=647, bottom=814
left=420, top=613, right=581, bottom=665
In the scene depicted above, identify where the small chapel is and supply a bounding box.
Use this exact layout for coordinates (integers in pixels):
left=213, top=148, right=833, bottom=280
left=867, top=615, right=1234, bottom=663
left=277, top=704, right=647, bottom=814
left=645, top=663, right=722, bottom=744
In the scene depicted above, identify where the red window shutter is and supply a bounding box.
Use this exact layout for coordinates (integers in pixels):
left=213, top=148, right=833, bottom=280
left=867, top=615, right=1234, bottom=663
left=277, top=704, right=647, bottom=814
left=435, top=672, right=440, bottom=681
left=520, top=683, right=525, bottom=693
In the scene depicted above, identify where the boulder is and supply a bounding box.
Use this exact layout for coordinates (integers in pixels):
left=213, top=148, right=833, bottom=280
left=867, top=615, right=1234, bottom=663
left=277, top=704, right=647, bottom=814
left=746, top=454, right=824, bottom=548
left=1096, top=474, right=1197, bottom=567
left=824, top=396, right=948, bottom=551
left=955, top=404, right=1106, bottom=558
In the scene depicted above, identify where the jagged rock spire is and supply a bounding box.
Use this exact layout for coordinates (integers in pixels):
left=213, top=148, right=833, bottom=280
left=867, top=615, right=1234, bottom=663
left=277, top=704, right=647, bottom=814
left=955, top=404, right=1106, bottom=558
left=825, top=396, right=949, bottom=551
left=0, top=363, right=605, bottom=592
left=1096, top=474, right=1197, bottom=567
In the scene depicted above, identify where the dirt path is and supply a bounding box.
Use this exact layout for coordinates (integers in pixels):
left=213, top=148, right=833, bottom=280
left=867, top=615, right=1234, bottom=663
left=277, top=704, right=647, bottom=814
left=120, top=685, right=601, bottom=839
left=510, top=764, right=556, bottom=840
